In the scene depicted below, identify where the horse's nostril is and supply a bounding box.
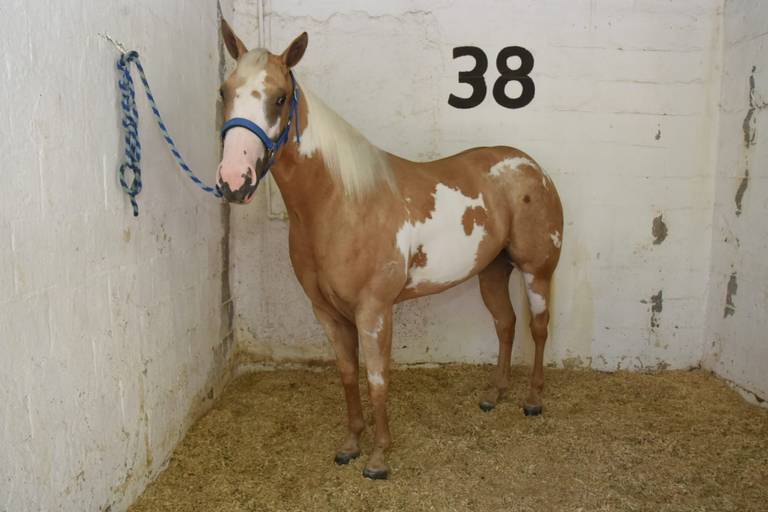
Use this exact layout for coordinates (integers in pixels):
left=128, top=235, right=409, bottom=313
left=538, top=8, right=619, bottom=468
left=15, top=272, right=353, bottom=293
left=218, top=173, right=258, bottom=204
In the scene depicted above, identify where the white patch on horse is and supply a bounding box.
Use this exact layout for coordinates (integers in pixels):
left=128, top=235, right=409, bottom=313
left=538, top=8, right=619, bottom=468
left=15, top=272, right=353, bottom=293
left=489, top=156, right=535, bottom=177
left=362, top=316, right=384, bottom=339
left=398, top=184, right=487, bottom=288
left=524, top=272, right=547, bottom=315
left=298, top=112, right=316, bottom=158
left=300, top=88, right=394, bottom=197
left=550, top=230, right=561, bottom=248
left=367, top=371, right=385, bottom=386
left=395, top=223, right=413, bottom=275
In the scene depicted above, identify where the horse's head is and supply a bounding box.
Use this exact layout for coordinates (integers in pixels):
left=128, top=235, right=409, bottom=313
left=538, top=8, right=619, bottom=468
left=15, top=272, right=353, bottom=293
left=216, top=19, right=307, bottom=204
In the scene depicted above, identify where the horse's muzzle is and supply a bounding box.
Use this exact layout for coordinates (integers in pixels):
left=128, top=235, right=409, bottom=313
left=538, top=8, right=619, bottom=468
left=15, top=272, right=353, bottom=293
left=217, top=170, right=258, bottom=204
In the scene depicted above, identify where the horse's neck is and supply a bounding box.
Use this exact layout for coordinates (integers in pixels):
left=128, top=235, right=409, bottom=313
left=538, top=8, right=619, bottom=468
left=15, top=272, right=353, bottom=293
left=270, top=88, right=392, bottom=221
left=269, top=137, right=339, bottom=222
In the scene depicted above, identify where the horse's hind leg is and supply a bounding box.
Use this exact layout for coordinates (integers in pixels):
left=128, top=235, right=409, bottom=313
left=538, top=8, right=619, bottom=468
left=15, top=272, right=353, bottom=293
left=520, top=267, right=553, bottom=416
left=478, top=253, right=516, bottom=411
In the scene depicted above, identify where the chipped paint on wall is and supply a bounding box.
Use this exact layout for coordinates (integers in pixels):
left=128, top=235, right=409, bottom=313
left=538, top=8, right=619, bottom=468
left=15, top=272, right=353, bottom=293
left=652, top=214, right=668, bottom=245
left=741, top=66, right=765, bottom=149
left=734, top=168, right=749, bottom=216
left=650, top=290, right=664, bottom=329
left=723, top=272, right=737, bottom=317
left=703, top=0, right=768, bottom=407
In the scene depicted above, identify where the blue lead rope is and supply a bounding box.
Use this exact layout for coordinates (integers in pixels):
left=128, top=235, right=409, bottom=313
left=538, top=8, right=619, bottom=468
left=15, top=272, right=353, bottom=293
left=116, top=51, right=222, bottom=216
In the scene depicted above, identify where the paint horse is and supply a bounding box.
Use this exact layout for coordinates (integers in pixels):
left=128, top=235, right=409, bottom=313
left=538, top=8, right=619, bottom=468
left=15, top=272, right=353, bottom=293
left=216, top=20, right=563, bottom=479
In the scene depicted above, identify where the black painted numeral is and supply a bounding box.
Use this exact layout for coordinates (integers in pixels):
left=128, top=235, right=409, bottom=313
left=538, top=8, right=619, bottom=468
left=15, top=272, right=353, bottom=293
left=493, top=46, right=535, bottom=109
left=449, top=46, right=535, bottom=109
left=447, top=46, right=487, bottom=109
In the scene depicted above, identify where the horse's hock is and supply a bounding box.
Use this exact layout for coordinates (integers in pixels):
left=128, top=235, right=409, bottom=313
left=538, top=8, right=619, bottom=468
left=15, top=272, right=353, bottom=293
left=1, top=1, right=767, bottom=511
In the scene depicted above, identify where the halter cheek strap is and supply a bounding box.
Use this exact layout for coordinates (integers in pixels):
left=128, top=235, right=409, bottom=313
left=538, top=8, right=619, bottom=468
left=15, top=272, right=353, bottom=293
left=220, top=71, right=301, bottom=181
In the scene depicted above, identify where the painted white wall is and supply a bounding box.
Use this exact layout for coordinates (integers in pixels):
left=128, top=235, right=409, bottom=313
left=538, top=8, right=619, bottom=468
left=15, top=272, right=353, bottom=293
left=230, top=0, right=723, bottom=371
left=703, top=0, right=768, bottom=405
left=0, top=1, right=232, bottom=510
left=0, top=2, right=764, bottom=510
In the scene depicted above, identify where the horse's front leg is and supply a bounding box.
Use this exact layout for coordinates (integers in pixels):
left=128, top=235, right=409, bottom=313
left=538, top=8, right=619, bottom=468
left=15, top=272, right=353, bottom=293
left=356, top=301, right=394, bottom=479
left=313, top=306, right=365, bottom=464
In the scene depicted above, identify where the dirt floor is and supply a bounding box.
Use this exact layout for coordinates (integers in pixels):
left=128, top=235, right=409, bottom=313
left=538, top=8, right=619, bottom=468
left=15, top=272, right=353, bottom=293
left=129, top=365, right=768, bottom=512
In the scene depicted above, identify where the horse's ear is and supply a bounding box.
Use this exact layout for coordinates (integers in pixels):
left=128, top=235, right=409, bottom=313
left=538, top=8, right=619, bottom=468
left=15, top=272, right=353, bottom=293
left=281, top=32, right=308, bottom=68
left=221, top=18, right=247, bottom=59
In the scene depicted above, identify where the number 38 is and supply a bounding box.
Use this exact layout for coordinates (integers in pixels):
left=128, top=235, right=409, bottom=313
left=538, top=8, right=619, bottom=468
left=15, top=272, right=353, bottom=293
left=448, top=46, right=535, bottom=109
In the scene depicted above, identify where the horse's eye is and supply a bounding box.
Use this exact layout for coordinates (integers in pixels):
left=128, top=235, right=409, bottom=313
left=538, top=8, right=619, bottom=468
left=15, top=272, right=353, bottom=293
left=276, top=95, right=287, bottom=106
left=219, top=88, right=224, bottom=100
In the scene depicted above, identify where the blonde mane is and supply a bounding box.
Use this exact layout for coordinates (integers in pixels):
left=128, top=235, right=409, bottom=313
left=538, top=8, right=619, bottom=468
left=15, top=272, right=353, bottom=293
left=299, top=87, right=395, bottom=198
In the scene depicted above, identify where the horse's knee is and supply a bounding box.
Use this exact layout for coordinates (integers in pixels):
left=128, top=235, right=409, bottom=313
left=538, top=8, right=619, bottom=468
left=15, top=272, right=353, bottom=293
left=529, top=311, right=549, bottom=342
left=339, top=369, right=357, bottom=386
left=367, top=380, right=388, bottom=401
left=495, top=313, right=516, bottom=337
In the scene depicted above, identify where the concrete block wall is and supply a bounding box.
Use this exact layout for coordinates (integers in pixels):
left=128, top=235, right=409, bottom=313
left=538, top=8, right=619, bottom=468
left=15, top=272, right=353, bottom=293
left=0, top=1, right=232, bottom=510
left=230, top=0, right=724, bottom=371
left=703, top=0, right=768, bottom=404
left=1, top=1, right=765, bottom=510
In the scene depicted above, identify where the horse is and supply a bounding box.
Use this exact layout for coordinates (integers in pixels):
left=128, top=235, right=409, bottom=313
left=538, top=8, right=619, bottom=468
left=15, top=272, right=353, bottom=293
left=216, top=19, right=564, bottom=480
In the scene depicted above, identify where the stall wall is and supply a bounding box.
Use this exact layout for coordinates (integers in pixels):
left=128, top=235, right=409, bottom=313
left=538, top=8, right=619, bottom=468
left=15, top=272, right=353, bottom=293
left=0, top=1, right=232, bottom=510
left=230, top=0, right=723, bottom=371
left=704, top=0, right=768, bottom=404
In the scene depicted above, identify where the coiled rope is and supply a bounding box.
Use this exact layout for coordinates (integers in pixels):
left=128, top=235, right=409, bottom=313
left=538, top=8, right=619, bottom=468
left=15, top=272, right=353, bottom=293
left=116, top=50, right=222, bottom=216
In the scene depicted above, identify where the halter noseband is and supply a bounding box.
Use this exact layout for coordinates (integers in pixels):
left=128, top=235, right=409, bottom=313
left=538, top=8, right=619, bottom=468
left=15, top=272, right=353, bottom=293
left=220, top=71, right=301, bottom=181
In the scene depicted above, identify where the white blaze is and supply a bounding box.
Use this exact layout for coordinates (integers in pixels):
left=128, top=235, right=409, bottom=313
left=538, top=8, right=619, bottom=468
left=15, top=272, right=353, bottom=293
left=219, top=52, right=283, bottom=193
left=396, top=184, right=487, bottom=288
left=230, top=64, right=279, bottom=134
left=223, top=68, right=281, bottom=162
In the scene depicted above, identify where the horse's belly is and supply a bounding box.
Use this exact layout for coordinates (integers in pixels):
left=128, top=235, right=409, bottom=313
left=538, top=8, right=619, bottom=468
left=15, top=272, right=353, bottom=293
left=396, top=183, right=494, bottom=297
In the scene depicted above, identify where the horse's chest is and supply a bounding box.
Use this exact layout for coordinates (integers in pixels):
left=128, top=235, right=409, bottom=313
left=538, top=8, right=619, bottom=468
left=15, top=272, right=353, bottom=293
left=288, top=222, right=373, bottom=302
left=396, top=184, right=489, bottom=289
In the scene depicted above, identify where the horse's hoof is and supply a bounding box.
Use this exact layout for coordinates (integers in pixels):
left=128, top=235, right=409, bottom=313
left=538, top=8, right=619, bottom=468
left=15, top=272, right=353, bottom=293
left=334, top=451, right=360, bottom=465
left=362, top=466, right=389, bottom=480
left=523, top=404, right=543, bottom=416
left=479, top=400, right=496, bottom=412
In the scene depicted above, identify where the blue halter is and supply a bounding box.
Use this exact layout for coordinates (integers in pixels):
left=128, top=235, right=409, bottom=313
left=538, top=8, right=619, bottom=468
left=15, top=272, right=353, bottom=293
left=220, top=71, right=301, bottom=181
